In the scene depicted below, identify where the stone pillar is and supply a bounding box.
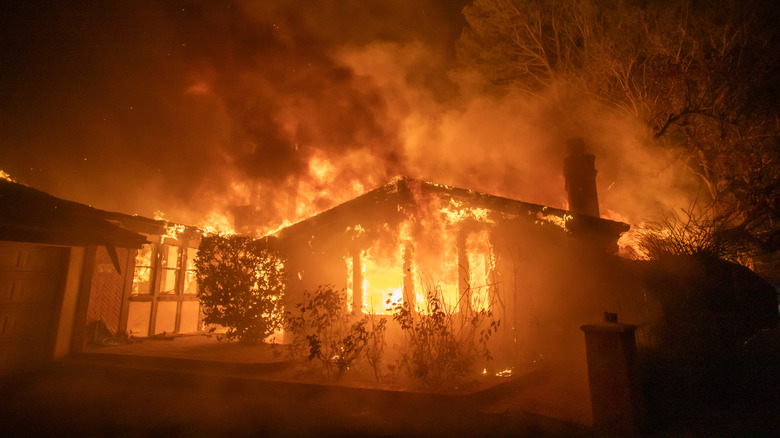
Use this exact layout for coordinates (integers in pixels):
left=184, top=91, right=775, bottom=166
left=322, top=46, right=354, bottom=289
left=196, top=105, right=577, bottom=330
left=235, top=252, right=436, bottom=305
left=580, top=313, right=644, bottom=435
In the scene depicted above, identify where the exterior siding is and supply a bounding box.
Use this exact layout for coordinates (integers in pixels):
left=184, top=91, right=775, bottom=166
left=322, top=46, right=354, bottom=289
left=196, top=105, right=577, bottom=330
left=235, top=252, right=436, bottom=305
left=86, top=246, right=130, bottom=334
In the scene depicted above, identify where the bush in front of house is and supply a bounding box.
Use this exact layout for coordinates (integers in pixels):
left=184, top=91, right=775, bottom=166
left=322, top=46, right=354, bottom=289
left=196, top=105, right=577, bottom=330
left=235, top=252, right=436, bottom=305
left=286, top=285, right=387, bottom=380
left=391, top=284, right=500, bottom=389
left=196, top=235, right=286, bottom=343
left=286, top=283, right=500, bottom=388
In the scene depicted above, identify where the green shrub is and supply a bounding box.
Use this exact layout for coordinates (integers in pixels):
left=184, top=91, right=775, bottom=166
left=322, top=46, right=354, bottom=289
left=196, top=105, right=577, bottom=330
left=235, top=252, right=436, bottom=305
left=196, top=235, right=286, bottom=343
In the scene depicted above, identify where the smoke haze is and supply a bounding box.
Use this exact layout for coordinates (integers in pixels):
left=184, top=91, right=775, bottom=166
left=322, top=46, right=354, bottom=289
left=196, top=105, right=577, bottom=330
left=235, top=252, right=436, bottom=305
left=1, top=0, right=695, bottom=231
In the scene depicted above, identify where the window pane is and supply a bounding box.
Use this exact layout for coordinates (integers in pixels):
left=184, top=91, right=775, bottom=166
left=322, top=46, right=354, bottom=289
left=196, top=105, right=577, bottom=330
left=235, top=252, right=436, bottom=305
left=362, top=246, right=403, bottom=315
left=162, top=245, right=180, bottom=269
left=186, top=248, right=198, bottom=270
left=131, top=244, right=153, bottom=295
left=160, top=269, right=179, bottom=294
left=132, top=267, right=151, bottom=295
left=135, top=244, right=153, bottom=268
left=467, top=230, right=492, bottom=312
left=184, top=270, right=198, bottom=295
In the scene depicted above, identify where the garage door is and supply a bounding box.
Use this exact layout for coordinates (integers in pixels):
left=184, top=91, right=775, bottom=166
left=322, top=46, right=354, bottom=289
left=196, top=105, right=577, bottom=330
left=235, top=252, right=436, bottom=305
left=0, top=242, right=69, bottom=375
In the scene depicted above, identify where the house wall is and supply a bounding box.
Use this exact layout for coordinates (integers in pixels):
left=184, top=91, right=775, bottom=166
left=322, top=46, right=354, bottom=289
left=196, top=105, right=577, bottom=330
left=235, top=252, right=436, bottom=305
left=489, top=219, right=658, bottom=368
left=86, top=246, right=131, bottom=334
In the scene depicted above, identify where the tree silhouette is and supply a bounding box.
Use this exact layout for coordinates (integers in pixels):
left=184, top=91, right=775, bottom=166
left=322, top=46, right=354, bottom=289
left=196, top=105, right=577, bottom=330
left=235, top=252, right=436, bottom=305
left=457, top=0, right=780, bottom=257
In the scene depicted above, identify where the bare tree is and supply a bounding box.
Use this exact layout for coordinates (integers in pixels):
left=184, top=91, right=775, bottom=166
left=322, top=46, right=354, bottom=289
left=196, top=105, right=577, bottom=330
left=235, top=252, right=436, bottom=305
left=457, top=0, right=780, bottom=257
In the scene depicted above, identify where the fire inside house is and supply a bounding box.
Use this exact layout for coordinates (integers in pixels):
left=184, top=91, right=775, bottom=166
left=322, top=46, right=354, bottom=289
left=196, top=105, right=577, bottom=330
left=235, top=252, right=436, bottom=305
left=2, top=141, right=776, bottom=382
left=272, top=141, right=637, bottom=363
left=1, top=140, right=634, bottom=374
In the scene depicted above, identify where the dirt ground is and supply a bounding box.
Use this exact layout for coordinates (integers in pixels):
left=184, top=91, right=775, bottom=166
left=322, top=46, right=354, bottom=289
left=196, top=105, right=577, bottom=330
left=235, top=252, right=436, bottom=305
left=2, top=335, right=777, bottom=436
left=0, top=335, right=593, bottom=437
left=0, top=364, right=590, bottom=437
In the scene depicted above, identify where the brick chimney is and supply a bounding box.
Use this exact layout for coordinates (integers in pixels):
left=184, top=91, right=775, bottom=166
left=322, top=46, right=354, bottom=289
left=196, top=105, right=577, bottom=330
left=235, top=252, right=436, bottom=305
left=564, top=138, right=600, bottom=217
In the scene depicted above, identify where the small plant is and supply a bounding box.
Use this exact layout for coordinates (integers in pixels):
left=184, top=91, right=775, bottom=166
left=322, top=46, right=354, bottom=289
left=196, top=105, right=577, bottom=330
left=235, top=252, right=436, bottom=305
left=391, top=284, right=500, bottom=389
left=287, top=286, right=378, bottom=379
left=196, top=235, right=286, bottom=343
left=364, top=312, right=388, bottom=382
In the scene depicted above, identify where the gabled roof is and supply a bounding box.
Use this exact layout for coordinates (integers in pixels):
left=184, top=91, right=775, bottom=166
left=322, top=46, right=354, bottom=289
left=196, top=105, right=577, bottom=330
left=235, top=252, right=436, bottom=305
left=276, top=176, right=629, bottom=241
left=0, top=178, right=162, bottom=249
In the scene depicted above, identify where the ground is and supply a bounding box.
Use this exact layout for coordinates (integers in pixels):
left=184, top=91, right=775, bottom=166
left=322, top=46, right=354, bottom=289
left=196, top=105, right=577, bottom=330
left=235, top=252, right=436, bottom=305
left=0, top=335, right=592, bottom=437
left=0, top=334, right=777, bottom=436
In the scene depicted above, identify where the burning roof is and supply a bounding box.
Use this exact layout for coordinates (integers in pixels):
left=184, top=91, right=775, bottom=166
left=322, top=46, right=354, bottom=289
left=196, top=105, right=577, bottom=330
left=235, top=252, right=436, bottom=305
left=274, top=176, right=629, bottom=242
left=273, top=176, right=630, bottom=316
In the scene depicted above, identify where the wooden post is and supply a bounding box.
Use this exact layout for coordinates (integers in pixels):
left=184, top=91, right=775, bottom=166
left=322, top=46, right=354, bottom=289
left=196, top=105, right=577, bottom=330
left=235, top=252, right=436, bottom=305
left=402, top=244, right=415, bottom=311
left=70, top=245, right=97, bottom=354
left=352, top=251, right=363, bottom=315
left=457, top=231, right=470, bottom=315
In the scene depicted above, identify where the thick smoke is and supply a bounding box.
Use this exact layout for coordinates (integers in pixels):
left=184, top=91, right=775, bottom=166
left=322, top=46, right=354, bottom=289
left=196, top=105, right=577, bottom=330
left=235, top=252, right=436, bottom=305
left=0, top=0, right=694, bottom=232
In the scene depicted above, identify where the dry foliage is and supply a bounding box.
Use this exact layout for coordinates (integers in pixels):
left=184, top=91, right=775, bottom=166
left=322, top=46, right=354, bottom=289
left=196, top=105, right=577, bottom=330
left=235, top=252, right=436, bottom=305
left=286, top=286, right=387, bottom=380
left=391, top=284, right=500, bottom=389
left=630, top=201, right=760, bottom=264
left=458, top=0, right=780, bottom=256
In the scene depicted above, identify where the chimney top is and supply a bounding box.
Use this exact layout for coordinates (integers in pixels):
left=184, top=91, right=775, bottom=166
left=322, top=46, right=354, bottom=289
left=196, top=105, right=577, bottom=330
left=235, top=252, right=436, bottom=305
left=564, top=138, right=600, bottom=217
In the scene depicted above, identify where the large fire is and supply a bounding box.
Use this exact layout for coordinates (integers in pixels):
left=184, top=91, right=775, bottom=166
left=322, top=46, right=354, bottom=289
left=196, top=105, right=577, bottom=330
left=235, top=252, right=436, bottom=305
left=151, top=144, right=640, bottom=325
left=336, top=182, right=513, bottom=316
left=361, top=248, right=404, bottom=315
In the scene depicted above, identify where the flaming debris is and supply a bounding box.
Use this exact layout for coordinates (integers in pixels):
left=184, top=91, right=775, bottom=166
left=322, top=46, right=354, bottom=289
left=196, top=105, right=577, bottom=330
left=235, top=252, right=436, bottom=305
left=198, top=211, right=236, bottom=236
left=0, top=170, right=18, bottom=183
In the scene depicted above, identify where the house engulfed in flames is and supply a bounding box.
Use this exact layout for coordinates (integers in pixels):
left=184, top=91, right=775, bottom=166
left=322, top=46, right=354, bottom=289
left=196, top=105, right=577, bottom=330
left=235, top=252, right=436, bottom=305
left=274, top=141, right=635, bottom=361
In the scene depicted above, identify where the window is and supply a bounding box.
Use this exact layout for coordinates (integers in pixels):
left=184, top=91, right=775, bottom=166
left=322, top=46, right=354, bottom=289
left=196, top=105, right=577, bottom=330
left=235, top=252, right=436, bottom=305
left=131, top=244, right=153, bottom=295
left=126, top=237, right=201, bottom=336
left=159, top=245, right=180, bottom=294
left=183, top=247, right=198, bottom=295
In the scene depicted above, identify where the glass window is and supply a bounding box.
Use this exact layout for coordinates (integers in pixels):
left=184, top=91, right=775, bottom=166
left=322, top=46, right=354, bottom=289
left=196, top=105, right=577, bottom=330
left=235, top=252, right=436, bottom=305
left=131, top=244, right=153, bottom=295
left=159, top=245, right=180, bottom=294
left=183, top=247, right=198, bottom=295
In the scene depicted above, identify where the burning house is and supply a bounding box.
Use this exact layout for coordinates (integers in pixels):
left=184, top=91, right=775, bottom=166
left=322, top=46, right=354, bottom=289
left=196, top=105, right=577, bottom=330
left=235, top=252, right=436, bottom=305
left=273, top=142, right=641, bottom=364
left=5, top=139, right=773, bottom=385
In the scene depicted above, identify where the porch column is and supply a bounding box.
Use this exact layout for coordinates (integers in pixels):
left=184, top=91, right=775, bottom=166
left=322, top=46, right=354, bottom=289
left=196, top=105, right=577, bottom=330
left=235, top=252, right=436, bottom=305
left=402, top=244, right=415, bottom=311
left=352, top=251, right=363, bottom=314
left=457, top=231, right=470, bottom=315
